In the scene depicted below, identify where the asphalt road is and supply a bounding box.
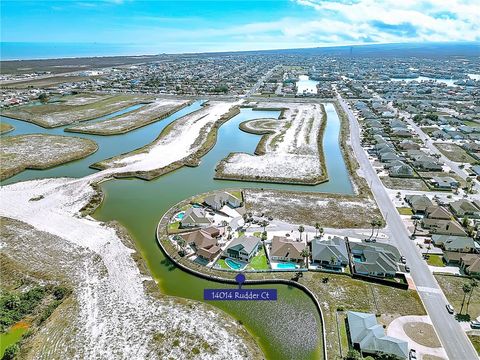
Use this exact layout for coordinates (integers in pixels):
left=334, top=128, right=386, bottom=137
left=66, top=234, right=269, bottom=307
left=337, top=94, right=478, bottom=360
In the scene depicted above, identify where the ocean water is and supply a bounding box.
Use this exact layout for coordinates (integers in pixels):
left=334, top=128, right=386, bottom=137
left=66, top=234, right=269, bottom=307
left=0, top=42, right=159, bottom=60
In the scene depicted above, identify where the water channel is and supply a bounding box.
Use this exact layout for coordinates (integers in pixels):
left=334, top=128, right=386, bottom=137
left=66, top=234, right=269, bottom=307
left=1, top=101, right=353, bottom=359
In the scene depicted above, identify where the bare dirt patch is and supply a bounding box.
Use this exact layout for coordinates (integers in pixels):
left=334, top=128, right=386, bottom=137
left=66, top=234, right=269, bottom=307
left=1, top=93, right=150, bottom=128
left=0, top=134, right=97, bottom=180
left=435, top=142, right=477, bottom=164
left=65, top=98, right=191, bottom=135
left=403, top=322, right=441, bottom=348
left=216, top=102, right=327, bottom=184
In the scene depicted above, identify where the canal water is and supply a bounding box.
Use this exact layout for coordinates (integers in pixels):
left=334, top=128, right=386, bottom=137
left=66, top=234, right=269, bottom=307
left=1, top=102, right=352, bottom=359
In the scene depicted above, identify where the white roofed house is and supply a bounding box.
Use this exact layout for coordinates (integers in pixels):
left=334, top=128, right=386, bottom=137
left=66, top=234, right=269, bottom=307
left=347, top=311, right=409, bottom=359
left=180, top=207, right=212, bottom=228
left=204, top=191, right=242, bottom=211
left=311, top=236, right=349, bottom=269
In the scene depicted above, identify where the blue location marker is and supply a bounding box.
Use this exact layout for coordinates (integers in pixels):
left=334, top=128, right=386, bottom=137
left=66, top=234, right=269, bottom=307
left=235, top=273, right=246, bottom=288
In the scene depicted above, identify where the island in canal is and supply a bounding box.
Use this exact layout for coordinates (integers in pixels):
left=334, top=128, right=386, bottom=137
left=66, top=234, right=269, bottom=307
left=2, top=43, right=479, bottom=360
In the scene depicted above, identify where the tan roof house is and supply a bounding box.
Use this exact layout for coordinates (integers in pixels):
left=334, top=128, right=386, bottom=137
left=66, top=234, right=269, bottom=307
left=270, top=236, right=305, bottom=263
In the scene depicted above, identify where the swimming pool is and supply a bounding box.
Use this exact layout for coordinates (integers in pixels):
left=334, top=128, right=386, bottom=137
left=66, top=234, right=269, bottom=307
left=174, top=211, right=185, bottom=221
left=276, top=262, right=297, bottom=269
left=225, top=258, right=246, bottom=270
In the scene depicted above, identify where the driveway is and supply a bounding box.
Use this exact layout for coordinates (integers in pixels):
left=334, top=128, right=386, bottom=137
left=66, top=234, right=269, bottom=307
left=387, top=315, right=447, bottom=359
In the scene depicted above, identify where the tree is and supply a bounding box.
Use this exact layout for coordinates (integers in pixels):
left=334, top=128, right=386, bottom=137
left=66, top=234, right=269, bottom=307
left=466, top=279, right=478, bottom=314
left=298, top=225, right=305, bottom=241
left=300, top=248, right=311, bottom=268
left=413, top=219, right=419, bottom=236
left=368, top=219, right=377, bottom=240
left=2, top=344, right=19, bottom=360
left=319, top=227, right=324, bottom=238
left=374, top=219, right=384, bottom=240
left=460, top=283, right=472, bottom=314
left=177, top=238, right=187, bottom=256
left=227, top=226, right=232, bottom=239
left=315, top=222, right=321, bottom=237
left=38, top=92, right=48, bottom=103
left=261, top=220, right=269, bottom=232
left=345, top=349, right=362, bottom=360
left=462, top=216, right=470, bottom=228
left=221, top=220, right=228, bottom=233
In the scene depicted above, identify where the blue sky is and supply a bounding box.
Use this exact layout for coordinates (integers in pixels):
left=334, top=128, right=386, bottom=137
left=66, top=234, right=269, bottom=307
left=1, top=0, right=479, bottom=54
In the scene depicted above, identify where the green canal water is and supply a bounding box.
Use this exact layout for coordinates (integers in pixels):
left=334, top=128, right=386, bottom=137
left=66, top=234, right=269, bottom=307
left=0, top=322, right=29, bottom=357
left=1, top=102, right=352, bottom=359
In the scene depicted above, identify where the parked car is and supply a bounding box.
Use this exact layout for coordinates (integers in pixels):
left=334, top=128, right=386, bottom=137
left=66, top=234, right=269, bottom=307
left=470, top=321, right=480, bottom=329
left=411, top=215, right=422, bottom=220
left=405, top=265, right=410, bottom=272
left=401, top=256, right=407, bottom=264
left=409, top=349, right=417, bottom=360
left=446, top=304, right=455, bottom=314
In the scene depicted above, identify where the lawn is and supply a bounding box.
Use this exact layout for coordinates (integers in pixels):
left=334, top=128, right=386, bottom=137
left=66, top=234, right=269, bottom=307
left=435, top=275, right=480, bottom=319
left=246, top=248, right=269, bottom=270
left=397, top=207, right=413, bottom=216
left=337, top=312, right=349, bottom=357
left=228, top=190, right=243, bottom=201
left=167, top=221, right=181, bottom=233
left=468, top=335, right=480, bottom=356
left=299, top=272, right=426, bottom=359
left=215, top=258, right=230, bottom=270
left=381, top=176, right=429, bottom=191
left=426, top=254, right=445, bottom=267
left=435, top=143, right=477, bottom=164
left=463, top=121, right=480, bottom=128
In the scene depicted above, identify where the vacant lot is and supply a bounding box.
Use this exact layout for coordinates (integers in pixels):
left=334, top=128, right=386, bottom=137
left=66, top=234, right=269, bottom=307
left=217, top=102, right=327, bottom=184
left=300, top=272, right=426, bottom=359
left=381, top=176, right=429, bottom=191
left=0, top=134, right=97, bottom=180
left=435, top=275, right=480, bottom=318
left=2, top=75, right=95, bottom=89
left=245, top=189, right=381, bottom=228
left=403, top=322, right=441, bottom=347
left=1, top=93, right=149, bottom=128
left=66, top=99, right=190, bottom=135
left=435, top=143, right=477, bottom=164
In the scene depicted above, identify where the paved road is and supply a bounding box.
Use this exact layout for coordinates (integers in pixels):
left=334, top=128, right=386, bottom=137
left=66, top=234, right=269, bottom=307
left=244, top=65, right=278, bottom=98
left=337, top=95, right=478, bottom=360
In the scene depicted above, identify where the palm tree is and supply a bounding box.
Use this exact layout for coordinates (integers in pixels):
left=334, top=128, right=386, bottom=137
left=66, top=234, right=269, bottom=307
left=413, top=219, right=419, bottom=236
left=319, top=227, right=324, bottom=238
left=315, top=222, right=321, bottom=237
left=177, top=238, right=186, bottom=256
left=466, top=279, right=478, bottom=314
left=221, top=220, right=228, bottom=233
left=298, top=225, right=305, bottom=241
left=460, top=283, right=472, bottom=314
left=301, top=248, right=311, bottom=268
left=227, top=226, right=232, bottom=239
left=261, top=220, right=269, bottom=232
left=368, top=219, right=377, bottom=240
left=374, top=219, right=384, bottom=240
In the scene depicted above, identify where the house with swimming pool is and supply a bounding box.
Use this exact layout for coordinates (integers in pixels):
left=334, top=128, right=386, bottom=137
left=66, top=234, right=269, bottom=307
left=270, top=236, right=305, bottom=263
left=224, top=235, right=261, bottom=262
left=349, top=242, right=400, bottom=278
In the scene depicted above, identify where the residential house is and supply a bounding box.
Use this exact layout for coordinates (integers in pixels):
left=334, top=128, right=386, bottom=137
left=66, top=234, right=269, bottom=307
left=388, top=161, right=414, bottom=178
left=204, top=191, right=242, bottom=211
left=224, top=236, right=261, bottom=262
left=461, top=255, right=480, bottom=276
left=405, top=195, right=433, bottom=214
left=450, top=199, right=480, bottom=219
left=180, top=207, right=212, bottom=228
left=431, top=235, right=476, bottom=252
left=425, top=206, right=452, bottom=220
left=311, top=236, right=349, bottom=269
left=421, top=219, right=467, bottom=236
left=430, top=176, right=460, bottom=190
left=182, top=228, right=221, bottom=261
left=347, top=311, right=409, bottom=359
left=412, top=155, right=443, bottom=171
left=397, top=140, right=420, bottom=150
left=349, top=242, right=400, bottom=278
left=270, top=236, right=305, bottom=263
